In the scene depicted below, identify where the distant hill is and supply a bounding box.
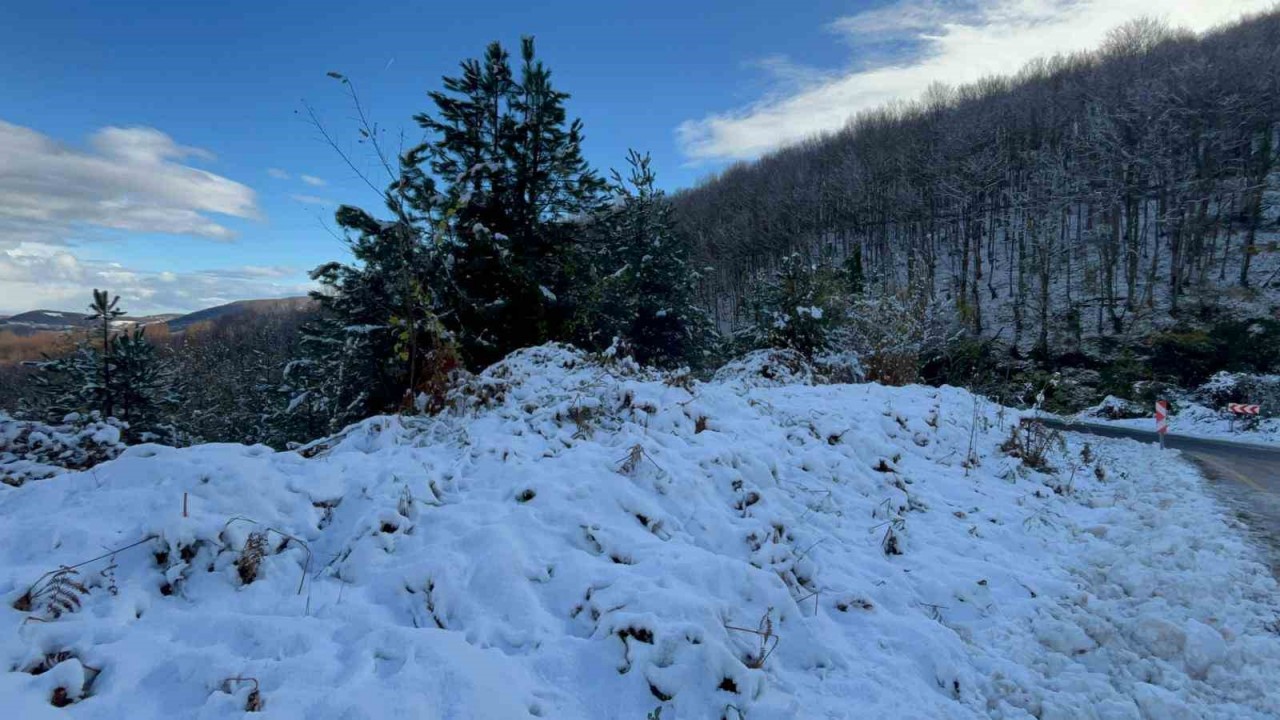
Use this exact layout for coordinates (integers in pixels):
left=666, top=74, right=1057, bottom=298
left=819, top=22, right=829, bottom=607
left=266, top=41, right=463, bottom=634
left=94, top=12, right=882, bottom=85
left=0, top=297, right=315, bottom=338
left=0, top=310, right=93, bottom=335
left=0, top=309, right=186, bottom=337
left=137, top=313, right=184, bottom=325
left=0, top=296, right=317, bottom=365
left=165, top=297, right=316, bottom=332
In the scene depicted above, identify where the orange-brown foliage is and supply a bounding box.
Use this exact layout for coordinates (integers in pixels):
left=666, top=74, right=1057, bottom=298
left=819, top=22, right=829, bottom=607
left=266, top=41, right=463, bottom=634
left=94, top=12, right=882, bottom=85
left=0, top=322, right=176, bottom=366
left=0, top=331, right=78, bottom=365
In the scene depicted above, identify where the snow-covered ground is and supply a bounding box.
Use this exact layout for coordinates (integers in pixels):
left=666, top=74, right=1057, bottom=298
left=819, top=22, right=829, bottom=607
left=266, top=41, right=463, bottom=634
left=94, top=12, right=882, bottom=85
left=1074, top=396, right=1280, bottom=448
left=1, top=346, right=1277, bottom=719
left=0, top=412, right=125, bottom=487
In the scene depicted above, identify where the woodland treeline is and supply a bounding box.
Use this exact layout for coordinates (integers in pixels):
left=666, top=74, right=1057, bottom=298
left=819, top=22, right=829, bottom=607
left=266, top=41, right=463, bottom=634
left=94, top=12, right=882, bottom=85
left=8, top=15, right=1280, bottom=452
left=674, top=12, right=1280, bottom=355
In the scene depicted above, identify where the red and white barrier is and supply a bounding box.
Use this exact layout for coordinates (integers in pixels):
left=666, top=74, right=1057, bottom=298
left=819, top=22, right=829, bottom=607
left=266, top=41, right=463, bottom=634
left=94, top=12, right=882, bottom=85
left=1227, top=403, right=1261, bottom=415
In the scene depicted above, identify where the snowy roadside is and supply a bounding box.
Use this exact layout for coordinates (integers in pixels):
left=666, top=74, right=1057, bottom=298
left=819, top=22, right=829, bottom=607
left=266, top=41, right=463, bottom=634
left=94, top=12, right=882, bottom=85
left=1065, top=405, right=1280, bottom=448
left=1068, top=390, right=1280, bottom=449
left=975, top=434, right=1280, bottom=719
left=0, top=347, right=1277, bottom=719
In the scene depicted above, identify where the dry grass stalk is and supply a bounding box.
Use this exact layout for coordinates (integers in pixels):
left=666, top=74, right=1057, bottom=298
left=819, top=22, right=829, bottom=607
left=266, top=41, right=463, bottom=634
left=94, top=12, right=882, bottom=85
left=222, top=676, right=263, bottom=712
left=724, top=607, right=780, bottom=669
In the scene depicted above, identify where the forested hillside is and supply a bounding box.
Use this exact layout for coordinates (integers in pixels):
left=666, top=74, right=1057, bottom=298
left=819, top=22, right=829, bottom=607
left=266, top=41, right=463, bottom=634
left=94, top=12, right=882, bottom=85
left=675, top=12, right=1280, bottom=355
left=8, top=16, right=1280, bottom=452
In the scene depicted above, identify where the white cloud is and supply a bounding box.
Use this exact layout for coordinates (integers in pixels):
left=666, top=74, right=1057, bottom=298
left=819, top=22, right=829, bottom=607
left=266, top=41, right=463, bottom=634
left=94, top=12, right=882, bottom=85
left=827, top=0, right=984, bottom=36
left=0, top=243, right=312, bottom=315
left=677, top=0, right=1276, bottom=161
left=290, top=194, right=333, bottom=207
left=268, top=169, right=326, bottom=187
left=0, top=120, right=259, bottom=245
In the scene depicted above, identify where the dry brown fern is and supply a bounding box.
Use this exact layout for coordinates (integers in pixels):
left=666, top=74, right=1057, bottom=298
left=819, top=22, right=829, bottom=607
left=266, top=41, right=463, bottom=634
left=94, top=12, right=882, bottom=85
left=13, top=567, right=90, bottom=619
left=236, top=531, right=268, bottom=585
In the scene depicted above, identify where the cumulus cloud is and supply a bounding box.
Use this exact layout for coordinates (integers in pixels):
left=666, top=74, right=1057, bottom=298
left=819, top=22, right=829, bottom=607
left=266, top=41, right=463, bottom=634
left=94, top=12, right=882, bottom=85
left=0, top=120, right=259, bottom=245
left=299, top=174, right=326, bottom=187
left=677, top=0, right=1275, bottom=161
left=0, top=243, right=312, bottom=315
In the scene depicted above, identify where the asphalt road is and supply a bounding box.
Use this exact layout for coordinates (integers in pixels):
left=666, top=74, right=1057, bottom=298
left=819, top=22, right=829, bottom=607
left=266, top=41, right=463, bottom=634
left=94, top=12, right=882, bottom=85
left=1040, top=418, right=1280, bottom=575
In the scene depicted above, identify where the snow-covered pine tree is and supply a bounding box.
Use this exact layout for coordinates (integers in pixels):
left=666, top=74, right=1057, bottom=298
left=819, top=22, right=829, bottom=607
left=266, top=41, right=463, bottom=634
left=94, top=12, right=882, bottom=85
left=107, top=327, right=181, bottom=438
left=592, top=150, right=712, bottom=367
left=413, top=36, right=606, bottom=368
left=32, top=345, right=102, bottom=422
left=281, top=38, right=605, bottom=443
left=90, top=289, right=124, bottom=417
left=745, top=254, right=842, bottom=359
left=280, top=204, right=456, bottom=442
left=33, top=291, right=178, bottom=441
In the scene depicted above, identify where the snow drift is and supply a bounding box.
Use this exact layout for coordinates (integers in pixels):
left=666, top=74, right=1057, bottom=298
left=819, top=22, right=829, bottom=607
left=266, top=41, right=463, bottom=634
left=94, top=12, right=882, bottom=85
left=1, top=345, right=1277, bottom=718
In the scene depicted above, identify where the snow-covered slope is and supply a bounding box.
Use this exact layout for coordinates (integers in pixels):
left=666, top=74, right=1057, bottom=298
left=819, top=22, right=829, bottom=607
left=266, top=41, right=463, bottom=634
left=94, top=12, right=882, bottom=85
left=1, top=346, right=1277, bottom=719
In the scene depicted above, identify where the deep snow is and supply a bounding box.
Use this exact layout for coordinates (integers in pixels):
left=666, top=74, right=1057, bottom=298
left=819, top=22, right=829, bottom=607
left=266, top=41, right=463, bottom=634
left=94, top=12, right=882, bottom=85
left=1, top=346, right=1277, bottom=719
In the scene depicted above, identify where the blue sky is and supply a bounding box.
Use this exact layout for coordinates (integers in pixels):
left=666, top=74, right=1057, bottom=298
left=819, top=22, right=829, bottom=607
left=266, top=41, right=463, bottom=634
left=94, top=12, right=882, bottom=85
left=0, top=0, right=1268, bottom=314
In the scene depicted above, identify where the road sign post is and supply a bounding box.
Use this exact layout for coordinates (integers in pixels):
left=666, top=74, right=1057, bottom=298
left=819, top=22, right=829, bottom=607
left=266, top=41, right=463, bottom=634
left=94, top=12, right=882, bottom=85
left=1155, top=400, right=1169, bottom=449
left=1227, top=403, right=1261, bottom=433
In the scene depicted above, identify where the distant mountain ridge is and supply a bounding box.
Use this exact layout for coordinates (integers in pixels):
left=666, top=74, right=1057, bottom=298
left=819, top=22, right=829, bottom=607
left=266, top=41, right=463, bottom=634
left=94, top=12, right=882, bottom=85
left=0, top=297, right=315, bottom=336
left=164, top=297, right=316, bottom=331
left=0, top=310, right=94, bottom=334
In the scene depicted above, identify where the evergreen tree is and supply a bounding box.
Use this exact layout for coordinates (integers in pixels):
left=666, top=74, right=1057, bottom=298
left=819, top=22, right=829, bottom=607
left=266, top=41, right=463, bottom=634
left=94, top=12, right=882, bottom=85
left=844, top=246, right=865, bottom=296
left=413, top=36, right=606, bottom=368
left=34, top=291, right=178, bottom=440
left=33, top=345, right=101, bottom=421
left=108, top=327, right=180, bottom=435
left=89, top=289, right=125, bottom=417
left=591, top=150, right=712, bottom=367
left=280, top=311, right=377, bottom=441
left=283, top=37, right=606, bottom=443
left=281, top=207, right=456, bottom=441
left=746, top=254, right=842, bottom=358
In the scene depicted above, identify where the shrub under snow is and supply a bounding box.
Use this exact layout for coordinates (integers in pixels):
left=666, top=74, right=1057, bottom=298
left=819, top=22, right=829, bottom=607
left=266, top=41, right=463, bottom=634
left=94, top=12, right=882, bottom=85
left=1196, top=371, right=1280, bottom=416
left=1080, top=395, right=1148, bottom=421
left=711, top=348, right=819, bottom=388
left=0, top=412, right=126, bottom=487
left=0, top=345, right=1277, bottom=718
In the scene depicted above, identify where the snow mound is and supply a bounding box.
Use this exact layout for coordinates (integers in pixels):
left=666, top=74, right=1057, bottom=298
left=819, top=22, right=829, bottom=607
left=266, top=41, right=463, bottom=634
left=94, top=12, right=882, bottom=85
left=1080, top=395, right=1147, bottom=421
left=1, top=346, right=1278, bottom=718
left=1196, top=371, right=1280, bottom=408
left=711, top=348, right=819, bottom=387
left=0, top=412, right=126, bottom=487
